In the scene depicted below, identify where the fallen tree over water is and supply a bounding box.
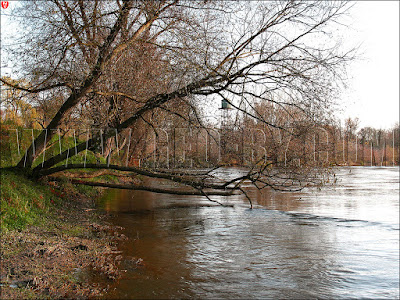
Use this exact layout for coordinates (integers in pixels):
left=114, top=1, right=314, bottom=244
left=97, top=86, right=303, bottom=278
left=36, top=162, right=330, bottom=209
left=1, top=0, right=353, bottom=206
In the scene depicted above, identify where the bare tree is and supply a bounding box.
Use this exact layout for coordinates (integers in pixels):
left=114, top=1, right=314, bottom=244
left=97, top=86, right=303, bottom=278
left=1, top=0, right=355, bottom=200
left=344, top=117, right=359, bottom=163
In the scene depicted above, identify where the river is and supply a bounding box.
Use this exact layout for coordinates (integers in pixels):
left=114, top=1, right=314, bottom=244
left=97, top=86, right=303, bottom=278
left=99, top=167, right=399, bottom=299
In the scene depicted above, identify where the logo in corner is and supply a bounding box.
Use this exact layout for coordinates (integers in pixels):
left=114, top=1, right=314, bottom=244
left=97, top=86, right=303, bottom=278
left=1, top=1, right=9, bottom=9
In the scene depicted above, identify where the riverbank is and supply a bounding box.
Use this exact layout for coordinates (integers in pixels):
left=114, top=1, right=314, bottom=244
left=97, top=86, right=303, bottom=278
left=0, top=169, right=128, bottom=299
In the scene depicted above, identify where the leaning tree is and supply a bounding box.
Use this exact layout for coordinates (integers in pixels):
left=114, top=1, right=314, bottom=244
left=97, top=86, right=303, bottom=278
left=1, top=0, right=355, bottom=205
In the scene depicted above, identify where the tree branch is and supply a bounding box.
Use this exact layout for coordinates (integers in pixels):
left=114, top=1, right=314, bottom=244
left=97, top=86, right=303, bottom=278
left=48, top=176, right=237, bottom=198
left=0, top=78, right=68, bottom=93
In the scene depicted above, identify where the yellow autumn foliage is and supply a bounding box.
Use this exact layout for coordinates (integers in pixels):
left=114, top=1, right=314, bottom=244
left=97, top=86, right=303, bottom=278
left=1, top=77, right=42, bottom=129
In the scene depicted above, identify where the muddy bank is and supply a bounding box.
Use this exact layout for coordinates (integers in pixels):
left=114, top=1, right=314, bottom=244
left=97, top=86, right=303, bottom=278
left=0, top=184, right=129, bottom=299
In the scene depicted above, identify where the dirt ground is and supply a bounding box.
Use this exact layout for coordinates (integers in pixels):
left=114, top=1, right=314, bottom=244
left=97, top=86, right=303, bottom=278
left=0, top=187, right=130, bottom=299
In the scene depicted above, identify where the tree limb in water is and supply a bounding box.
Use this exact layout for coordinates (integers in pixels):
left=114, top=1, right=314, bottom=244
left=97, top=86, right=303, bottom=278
left=48, top=176, right=235, bottom=207
left=37, top=164, right=239, bottom=191
left=62, top=169, right=129, bottom=179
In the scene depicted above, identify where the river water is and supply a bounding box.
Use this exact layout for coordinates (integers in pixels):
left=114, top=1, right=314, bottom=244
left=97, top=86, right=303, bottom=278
left=100, top=167, right=399, bottom=299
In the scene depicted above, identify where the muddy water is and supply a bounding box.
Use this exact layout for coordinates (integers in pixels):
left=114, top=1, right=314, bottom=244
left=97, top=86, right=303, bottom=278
left=100, top=167, right=399, bottom=299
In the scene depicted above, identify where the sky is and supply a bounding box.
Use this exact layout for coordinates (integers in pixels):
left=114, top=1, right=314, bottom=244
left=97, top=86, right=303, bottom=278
left=342, top=1, right=399, bottom=129
left=1, top=1, right=399, bottom=130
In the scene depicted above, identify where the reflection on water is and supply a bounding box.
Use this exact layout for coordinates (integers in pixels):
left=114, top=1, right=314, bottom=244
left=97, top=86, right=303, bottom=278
left=100, top=167, right=399, bottom=299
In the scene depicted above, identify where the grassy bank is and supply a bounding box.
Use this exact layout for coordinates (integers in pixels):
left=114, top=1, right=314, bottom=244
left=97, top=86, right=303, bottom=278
left=0, top=129, right=128, bottom=300
left=0, top=125, right=108, bottom=232
left=1, top=169, right=62, bottom=232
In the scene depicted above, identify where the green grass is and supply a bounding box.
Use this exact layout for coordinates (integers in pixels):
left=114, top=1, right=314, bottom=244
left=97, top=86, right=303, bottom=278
left=0, top=127, right=109, bottom=169
left=0, top=125, right=124, bottom=231
left=0, top=169, right=61, bottom=231
left=0, top=128, right=66, bottom=231
left=31, top=133, right=107, bottom=169
left=0, top=127, right=98, bottom=231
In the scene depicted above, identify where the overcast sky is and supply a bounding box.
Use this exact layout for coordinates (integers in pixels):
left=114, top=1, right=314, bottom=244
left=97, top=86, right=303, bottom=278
left=342, top=1, right=399, bottom=129
left=1, top=1, right=399, bottom=130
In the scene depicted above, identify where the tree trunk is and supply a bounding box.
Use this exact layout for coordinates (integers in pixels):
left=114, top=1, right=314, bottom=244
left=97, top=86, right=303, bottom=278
left=17, top=1, right=135, bottom=169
